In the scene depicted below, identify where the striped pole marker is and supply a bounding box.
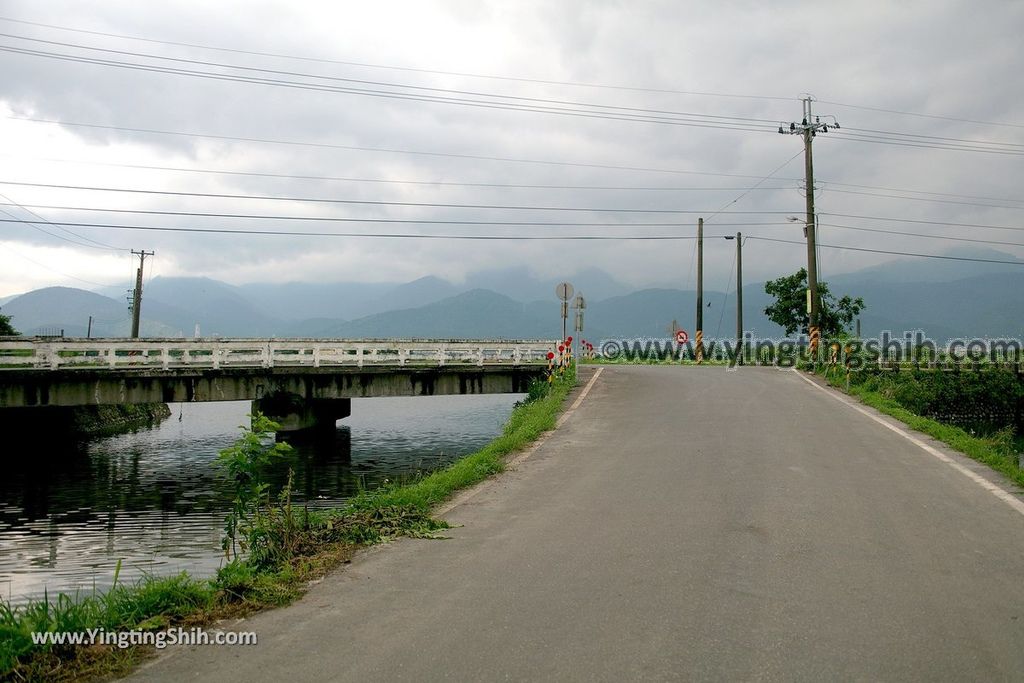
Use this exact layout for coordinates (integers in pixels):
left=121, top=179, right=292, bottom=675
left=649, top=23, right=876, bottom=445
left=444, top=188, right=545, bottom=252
left=809, top=326, right=820, bottom=361
left=695, top=330, right=704, bottom=364
left=844, top=344, right=853, bottom=389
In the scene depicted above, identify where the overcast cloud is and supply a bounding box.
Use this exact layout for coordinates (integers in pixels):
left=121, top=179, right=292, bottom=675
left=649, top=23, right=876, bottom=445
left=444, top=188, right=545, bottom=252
left=0, top=0, right=1022, bottom=298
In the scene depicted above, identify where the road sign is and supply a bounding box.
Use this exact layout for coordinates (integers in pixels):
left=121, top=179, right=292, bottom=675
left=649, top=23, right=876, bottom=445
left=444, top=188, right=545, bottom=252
left=555, top=282, right=574, bottom=301
left=675, top=329, right=689, bottom=345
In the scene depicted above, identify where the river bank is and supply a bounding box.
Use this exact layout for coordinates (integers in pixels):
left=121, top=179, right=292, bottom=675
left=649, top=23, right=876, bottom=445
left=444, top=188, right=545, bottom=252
left=1, top=369, right=580, bottom=682
left=69, top=403, right=173, bottom=437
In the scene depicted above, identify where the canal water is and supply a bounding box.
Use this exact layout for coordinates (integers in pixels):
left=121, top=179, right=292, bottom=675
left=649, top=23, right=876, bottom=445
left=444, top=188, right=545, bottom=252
left=0, top=394, right=522, bottom=605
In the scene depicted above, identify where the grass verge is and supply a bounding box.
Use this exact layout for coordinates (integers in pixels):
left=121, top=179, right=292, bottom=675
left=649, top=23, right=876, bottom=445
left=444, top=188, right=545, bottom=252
left=815, top=366, right=1024, bottom=489
left=1, top=369, right=578, bottom=682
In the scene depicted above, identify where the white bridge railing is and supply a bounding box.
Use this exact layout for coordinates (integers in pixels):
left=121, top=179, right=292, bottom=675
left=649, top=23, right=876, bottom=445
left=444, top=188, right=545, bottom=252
left=0, top=338, right=558, bottom=371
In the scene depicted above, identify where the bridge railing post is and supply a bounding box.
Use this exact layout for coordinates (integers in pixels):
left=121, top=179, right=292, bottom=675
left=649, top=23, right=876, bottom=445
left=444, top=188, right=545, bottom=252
left=161, top=345, right=170, bottom=370
left=44, top=342, right=59, bottom=370
left=313, top=344, right=322, bottom=368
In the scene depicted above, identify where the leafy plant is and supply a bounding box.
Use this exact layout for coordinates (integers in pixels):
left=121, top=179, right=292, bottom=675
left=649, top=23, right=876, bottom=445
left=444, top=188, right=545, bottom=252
left=217, top=413, right=293, bottom=561
left=0, top=308, right=17, bottom=336
left=764, top=268, right=865, bottom=337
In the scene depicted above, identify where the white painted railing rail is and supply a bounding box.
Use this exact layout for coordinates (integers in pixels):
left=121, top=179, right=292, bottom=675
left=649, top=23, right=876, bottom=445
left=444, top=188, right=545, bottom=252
left=0, top=338, right=558, bottom=371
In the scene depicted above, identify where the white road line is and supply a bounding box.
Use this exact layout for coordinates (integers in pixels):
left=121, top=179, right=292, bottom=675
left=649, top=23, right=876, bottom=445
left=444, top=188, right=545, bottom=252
left=436, top=367, right=604, bottom=516
left=556, top=366, right=604, bottom=429
left=793, top=369, right=1024, bottom=518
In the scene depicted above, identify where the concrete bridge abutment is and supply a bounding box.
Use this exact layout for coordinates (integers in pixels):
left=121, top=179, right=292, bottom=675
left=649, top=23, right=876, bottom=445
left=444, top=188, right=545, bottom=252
left=253, top=393, right=352, bottom=433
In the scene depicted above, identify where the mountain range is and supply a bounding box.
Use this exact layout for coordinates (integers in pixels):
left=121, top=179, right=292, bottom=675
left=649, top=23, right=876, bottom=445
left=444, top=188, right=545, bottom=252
left=2, top=252, right=1023, bottom=342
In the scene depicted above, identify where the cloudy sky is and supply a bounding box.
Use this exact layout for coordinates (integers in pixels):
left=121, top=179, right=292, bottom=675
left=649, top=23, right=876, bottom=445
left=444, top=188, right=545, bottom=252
left=0, top=0, right=1022, bottom=298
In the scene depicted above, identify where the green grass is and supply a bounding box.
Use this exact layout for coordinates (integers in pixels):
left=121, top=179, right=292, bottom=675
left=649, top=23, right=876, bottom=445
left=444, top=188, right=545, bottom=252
left=1, top=565, right=215, bottom=682
left=817, top=367, right=1024, bottom=489
left=1, top=370, right=579, bottom=682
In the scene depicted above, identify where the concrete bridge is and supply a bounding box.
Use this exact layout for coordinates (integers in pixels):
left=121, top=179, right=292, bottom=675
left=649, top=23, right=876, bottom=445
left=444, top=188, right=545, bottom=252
left=0, top=338, right=556, bottom=431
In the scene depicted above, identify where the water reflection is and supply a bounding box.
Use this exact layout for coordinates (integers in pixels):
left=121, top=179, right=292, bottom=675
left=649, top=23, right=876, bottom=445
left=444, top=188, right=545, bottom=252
left=0, top=394, right=520, bottom=604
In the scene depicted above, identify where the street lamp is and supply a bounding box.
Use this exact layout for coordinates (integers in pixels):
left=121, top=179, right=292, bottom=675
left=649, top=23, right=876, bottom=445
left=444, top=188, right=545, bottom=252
left=724, top=232, right=743, bottom=365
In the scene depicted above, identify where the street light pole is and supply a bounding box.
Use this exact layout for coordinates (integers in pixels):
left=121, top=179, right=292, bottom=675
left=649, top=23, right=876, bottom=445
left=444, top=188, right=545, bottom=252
left=723, top=233, right=743, bottom=365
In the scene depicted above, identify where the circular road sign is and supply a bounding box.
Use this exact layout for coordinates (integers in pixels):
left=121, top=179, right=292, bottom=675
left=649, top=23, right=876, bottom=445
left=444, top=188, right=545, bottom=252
left=555, top=282, right=574, bottom=301
left=675, top=329, right=689, bottom=345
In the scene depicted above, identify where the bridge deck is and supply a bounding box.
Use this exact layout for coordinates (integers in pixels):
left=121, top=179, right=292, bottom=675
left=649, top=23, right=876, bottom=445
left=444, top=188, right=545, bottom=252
left=0, top=338, right=557, bottom=371
left=0, top=338, right=559, bottom=408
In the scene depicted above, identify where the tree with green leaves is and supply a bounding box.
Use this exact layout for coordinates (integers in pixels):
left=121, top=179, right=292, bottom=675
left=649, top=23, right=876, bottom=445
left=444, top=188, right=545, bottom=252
left=763, top=268, right=865, bottom=337
left=0, top=308, right=18, bottom=336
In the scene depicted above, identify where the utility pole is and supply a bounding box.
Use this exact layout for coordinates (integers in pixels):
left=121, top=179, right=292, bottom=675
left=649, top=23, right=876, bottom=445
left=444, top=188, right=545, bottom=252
left=695, top=217, right=704, bottom=363
left=555, top=282, right=573, bottom=344
left=129, top=250, right=154, bottom=338
left=86, top=315, right=93, bottom=339
left=735, top=231, right=743, bottom=365
left=573, top=294, right=585, bottom=333
left=779, top=97, right=838, bottom=360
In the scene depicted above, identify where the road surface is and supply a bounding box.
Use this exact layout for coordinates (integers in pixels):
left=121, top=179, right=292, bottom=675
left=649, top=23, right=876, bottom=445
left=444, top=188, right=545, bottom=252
left=128, top=366, right=1024, bottom=681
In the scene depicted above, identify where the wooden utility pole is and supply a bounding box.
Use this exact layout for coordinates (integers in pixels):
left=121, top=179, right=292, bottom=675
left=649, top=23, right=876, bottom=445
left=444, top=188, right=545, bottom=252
left=779, top=97, right=838, bottom=360
left=803, top=104, right=820, bottom=356
left=695, top=217, right=704, bottom=363
left=130, top=250, right=154, bottom=338
left=735, top=231, right=743, bottom=365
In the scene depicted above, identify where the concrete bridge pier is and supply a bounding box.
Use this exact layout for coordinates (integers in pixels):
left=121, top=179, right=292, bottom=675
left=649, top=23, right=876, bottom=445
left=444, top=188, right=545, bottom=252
left=253, top=392, right=352, bottom=433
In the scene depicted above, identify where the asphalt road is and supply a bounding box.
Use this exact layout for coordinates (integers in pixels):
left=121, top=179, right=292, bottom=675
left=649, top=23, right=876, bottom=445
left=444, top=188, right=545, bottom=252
left=128, top=366, right=1024, bottom=682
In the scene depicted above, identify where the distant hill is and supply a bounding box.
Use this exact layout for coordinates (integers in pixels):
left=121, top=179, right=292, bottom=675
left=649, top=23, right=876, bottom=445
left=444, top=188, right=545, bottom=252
left=236, top=281, right=395, bottom=322
left=829, top=248, right=1024, bottom=286
left=4, top=254, right=1023, bottom=341
left=142, top=277, right=284, bottom=336
left=1, top=287, right=176, bottom=337
left=321, top=289, right=550, bottom=339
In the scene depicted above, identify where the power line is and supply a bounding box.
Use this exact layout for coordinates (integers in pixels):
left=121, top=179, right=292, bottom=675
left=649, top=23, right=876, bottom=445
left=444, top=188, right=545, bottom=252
left=0, top=154, right=800, bottom=189
left=5, top=115, right=785, bottom=178
left=0, top=198, right=124, bottom=251
left=0, top=239, right=116, bottom=286
left=747, top=236, right=1024, bottom=265
left=0, top=32, right=781, bottom=128
left=818, top=99, right=1024, bottom=131
left=0, top=15, right=795, bottom=103
left=0, top=210, right=785, bottom=228
left=0, top=218, right=723, bottom=240
left=821, top=212, right=1024, bottom=232
left=826, top=131, right=1024, bottom=156
left=9, top=152, right=1015, bottom=204
left=704, top=150, right=803, bottom=221
left=839, top=125, right=1024, bottom=150
left=0, top=44, right=776, bottom=132
left=11, top=41, right=1014, bottom=155
left=822, top=187, right=1024, bottom=211
left=818, top=180, right=1024, bottom=205
left=0, top=181, right=795, bottom=214
left=818, top=222, right=1024, bottom=248
left=715, top=245, right=737, bottom=338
